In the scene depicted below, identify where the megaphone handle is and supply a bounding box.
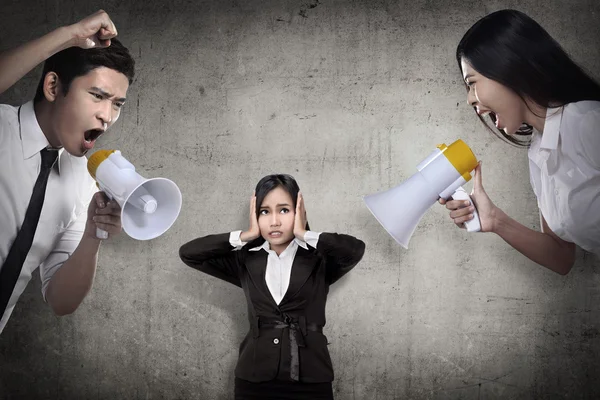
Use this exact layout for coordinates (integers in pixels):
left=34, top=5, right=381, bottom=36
left=96, top=227, right=109, bottom=240
left=450, top=187, right=481, bottom=233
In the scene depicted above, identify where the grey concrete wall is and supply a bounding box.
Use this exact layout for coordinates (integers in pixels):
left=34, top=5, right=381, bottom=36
left=1, top=0, right=599, bottom=398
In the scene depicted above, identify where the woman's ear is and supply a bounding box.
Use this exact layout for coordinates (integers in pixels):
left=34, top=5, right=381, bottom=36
left=42, top=72, right=60, bottom=103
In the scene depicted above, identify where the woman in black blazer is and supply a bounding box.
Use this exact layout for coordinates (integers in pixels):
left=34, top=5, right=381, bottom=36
left=179, top=174, right=365, bottom=400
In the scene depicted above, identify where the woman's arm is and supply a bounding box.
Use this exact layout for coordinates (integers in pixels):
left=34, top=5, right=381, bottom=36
left=179, top=233, right=243, bottom=287
left=314, top=233, right=366, bottom=284
left=440, top=163, right=575, bottom=274
left=293, top=192, right=365, bottom=284
left=180, top=194, right=262, bottom=287
left=492, top=210, right=575, bottom=274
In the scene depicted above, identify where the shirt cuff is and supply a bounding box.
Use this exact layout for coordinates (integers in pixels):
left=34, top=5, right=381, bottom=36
left=229, top=230, right=247, bottom=250
left=304, top=231, right=321, bottom=248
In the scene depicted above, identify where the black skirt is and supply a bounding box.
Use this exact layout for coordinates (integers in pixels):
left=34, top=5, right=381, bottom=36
left=234, top=377, right=334, bottom=400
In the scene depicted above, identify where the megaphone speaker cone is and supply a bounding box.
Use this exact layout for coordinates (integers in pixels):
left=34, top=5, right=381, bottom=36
left=364, top=173, right=439, bottom=248
left=122, top=178, right=182, bottom=240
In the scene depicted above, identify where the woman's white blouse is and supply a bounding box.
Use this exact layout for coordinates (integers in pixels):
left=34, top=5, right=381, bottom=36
left=528, top=100, right=600, bottom=254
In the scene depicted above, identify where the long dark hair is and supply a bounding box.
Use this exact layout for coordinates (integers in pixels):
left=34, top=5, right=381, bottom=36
left=245, top=174, right=310, bottom=248
left=457, top=9, right=600, bottom=146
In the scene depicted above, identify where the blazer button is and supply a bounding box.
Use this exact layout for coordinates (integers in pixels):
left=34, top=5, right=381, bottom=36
left=273, top=338, right=280, bottom=344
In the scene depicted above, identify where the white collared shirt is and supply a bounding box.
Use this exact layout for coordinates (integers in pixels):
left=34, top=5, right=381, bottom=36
left=229, top=230, right=321, bottom=304
left=0, top=101, right=96, bottom=332
left=528, top=100, right=600, bottom=254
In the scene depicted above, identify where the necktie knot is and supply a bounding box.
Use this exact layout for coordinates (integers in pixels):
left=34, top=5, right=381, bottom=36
left=40, top=148, right=58, bottom=170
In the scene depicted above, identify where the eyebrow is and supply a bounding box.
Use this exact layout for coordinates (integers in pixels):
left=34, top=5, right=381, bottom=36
left=259, top=203, right=291, bottom=209
left=90, top=86, right=127, bottom=103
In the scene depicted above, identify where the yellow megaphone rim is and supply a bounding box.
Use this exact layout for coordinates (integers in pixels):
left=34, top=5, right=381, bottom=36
left=437, top=139, right=478, bottom=182
left=87, top=149, right=116, bottom=180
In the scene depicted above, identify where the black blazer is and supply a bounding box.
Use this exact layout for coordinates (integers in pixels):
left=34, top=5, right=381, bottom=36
left=179, top=232, right=365, bottom=383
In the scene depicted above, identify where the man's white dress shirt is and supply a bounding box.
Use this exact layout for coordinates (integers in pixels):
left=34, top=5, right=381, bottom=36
left=0, top=101, right=96, bottom=332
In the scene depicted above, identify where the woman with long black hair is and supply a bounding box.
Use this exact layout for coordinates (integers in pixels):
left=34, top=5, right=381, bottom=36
left=440, top=9, right=600, bottom=274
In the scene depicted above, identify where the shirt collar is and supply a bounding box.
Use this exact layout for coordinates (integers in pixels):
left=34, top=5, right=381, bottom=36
left=249, top=237, right=308, bottom=252
left=20, top=101, right=63, bottom=174
left=540, top=106, right=563, bottom=150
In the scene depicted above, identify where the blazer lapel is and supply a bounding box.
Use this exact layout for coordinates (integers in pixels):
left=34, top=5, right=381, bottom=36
left=245, top=250, right=279, bottom=306
left=280, top=246, right=317, bottom=305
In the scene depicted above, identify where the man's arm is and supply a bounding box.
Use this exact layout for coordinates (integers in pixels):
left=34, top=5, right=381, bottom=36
left=43, top=232, right=101, bottom=316
left=44, top=192, right=121, bottom=316
left=0, top=10, right=117, bottom=96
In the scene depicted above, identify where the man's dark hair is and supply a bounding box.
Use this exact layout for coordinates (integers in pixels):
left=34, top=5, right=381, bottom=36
left=34, top=38, right=135, bottom=103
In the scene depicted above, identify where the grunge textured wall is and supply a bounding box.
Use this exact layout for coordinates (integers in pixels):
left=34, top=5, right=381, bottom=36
left=1, top=0, right=599, bottom=398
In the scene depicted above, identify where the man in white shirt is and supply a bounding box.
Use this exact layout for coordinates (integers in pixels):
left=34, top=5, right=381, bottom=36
left=0, top=10, right=134, bottom=333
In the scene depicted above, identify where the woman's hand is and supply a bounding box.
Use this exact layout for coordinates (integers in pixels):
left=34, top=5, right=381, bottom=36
left=439, top=162, right=498, bottom=232
left=293, top=192, right=308, bottom=241
left=240, top=192, right=261, bottom=242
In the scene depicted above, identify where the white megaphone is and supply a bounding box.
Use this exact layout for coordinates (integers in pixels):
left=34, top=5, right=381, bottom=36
left=87, top=150, right=182, bottom=240
left=364, top=139, right=481, bottom=249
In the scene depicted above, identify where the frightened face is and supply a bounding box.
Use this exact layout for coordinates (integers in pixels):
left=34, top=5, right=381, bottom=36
left=258, top=186, right=296, bottom=251
left=461, top=58, right=528, bottom=136
left=48, top=66, right=129, bottom=156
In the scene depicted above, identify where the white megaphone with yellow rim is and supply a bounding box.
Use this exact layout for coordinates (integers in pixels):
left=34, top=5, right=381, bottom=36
left=87, top=150, right=182, bottom=240
left=364, top=139, right=480, bottom=248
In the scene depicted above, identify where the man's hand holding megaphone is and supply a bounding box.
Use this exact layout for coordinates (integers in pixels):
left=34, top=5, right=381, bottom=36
left=87, top=150, right=182, bottom=241
left=439, top=161, right=498, bottom=232
left=84, top=192, right=123, bottom=240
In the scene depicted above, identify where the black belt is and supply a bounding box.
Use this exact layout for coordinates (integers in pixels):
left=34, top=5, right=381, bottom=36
left=253, top=314, right=323, bottom=381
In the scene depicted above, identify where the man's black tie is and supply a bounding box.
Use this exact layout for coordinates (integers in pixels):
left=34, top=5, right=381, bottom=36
left=0, top=148, right=58, bottom=317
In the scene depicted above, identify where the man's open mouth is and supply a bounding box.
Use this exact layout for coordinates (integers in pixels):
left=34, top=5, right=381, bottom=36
left=84, top=129, right=104, bottom=143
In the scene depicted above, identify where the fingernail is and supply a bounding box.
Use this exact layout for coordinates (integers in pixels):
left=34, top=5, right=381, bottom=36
left=464, top=201, right=470, bottom=206
left=469, top=214, right=474, bottom=219
left=469, top=207, right=475, bottom=211
left=99, top=202, right=105, bottom=208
